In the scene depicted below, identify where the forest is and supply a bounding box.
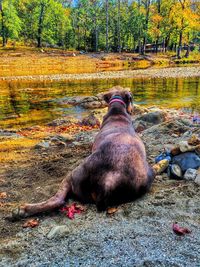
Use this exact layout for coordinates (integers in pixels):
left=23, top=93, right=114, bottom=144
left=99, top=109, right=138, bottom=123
left=0, top=0, right=200, bottom=58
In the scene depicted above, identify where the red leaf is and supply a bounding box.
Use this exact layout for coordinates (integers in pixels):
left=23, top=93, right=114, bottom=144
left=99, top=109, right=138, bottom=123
left=172, top=223, right=191, bottom=236
left=60, top=203, right=85, bottom=220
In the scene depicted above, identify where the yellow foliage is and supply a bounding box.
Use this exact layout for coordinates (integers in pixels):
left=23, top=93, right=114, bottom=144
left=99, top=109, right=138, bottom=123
left=151, top=14, right=163, bottom=24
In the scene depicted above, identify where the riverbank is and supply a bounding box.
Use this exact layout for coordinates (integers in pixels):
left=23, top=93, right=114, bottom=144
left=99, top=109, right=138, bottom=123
left=0, top=47, right=200, bottom=81
left=1, top=66, right=200, bottom=83
left=0, top=100, right=200, bottom=266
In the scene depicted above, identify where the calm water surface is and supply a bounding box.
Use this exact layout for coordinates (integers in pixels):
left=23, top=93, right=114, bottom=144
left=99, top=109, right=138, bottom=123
left=0, top=77, right=199, bottom=129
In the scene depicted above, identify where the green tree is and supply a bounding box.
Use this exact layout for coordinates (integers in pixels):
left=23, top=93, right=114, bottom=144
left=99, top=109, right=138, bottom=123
left=0, top=0, right=21, bottom=46
left=17, top=0, right=71, bottom=47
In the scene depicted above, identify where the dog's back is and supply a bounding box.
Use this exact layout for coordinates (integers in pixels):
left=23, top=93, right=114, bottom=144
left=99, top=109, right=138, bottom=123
left=88, top=91, right=154, bottom=210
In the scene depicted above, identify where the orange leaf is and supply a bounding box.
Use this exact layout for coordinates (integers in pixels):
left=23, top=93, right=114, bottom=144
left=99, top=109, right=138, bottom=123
left=107, top=207, right=118, bottom=215
left=0, top=192, right=7, bottom=199
left=22, top=219, right=39, bottom=228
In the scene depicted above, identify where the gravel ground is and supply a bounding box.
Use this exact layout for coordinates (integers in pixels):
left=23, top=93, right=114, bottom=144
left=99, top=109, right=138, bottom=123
left=1, top=108, right=200, bottom=267
left=0, top=66, right=200, bottom=82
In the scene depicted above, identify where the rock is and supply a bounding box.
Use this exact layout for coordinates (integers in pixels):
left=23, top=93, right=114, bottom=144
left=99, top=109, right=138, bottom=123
left=132, top=104, right=148, bottom=116
left=153, top=159, right=169, bottom=175
left=179, top=141, right=196, bottom=153
left=50, top=135, right=73, bottom=146
left=136, top=110, right=166, bottom=125
left=59, top=133, right=74, bottom=142
left=35, top=134, right=74, bottom=150
left=188, top=134, right=200, bottom=146
left=66, top=95, right=107, bottom=109
left=0, top=129, right=21, bottom=138
left=47, top=225, right=70, bottom=239
left=194, top=168, right=200, bottom=185
left=133, top=120, right=147, bottom=132
left=195, top=144, right=200, bottom=155
left=72, top=141, right=82, bottom=146
left=171, top=146, right=181, bottom=156
left=172, top=152, right=200, bottom=172
left=73, top=132, right=96, bottom=146
left=35, top=141, right=50, bottom=149
left=79, top=114, right=100, bottom=127
left=183, top=168, right=197, bottom=181
left=48, top=118, right=75, bottom=127
left=168, top=164, right=183, bottom=179
left=80, top=101, right=102, bottom=109
left=171, top=133, right=179, bottom=138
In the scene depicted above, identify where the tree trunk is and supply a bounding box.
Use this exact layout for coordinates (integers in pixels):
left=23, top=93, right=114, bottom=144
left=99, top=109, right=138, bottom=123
left=37, top=3, right=45, bottom=48
left=137, top=0, right=141, bottom=54
left=141, top=0, right=150, bottom=55
left=162, top=38, right=165, bottom=53
left=0, top=2, right=6, bottom=47
left=177, top=30, right=183, bottom=59
left=155, top=39, right=159, bottom=53
left=106, top=0, right=109, bottom=52
left=185, top=33, right=190, bottom=58
left=117, top=0, right=121, bottom=53
left=141, top=37, right=146, bottom=55
left=77, top=25, right=80, bottom=50
left=165, top=35, right=170, bottom=52
left=185, top=45, right=190, bottom=58
left=155, top=0, right=161, bottom=54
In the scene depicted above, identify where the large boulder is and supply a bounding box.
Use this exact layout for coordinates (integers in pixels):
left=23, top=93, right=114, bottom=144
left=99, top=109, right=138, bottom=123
left=136, top=110, right=166, bottom=125
left=79, top=113, right=100, bottom=127
left=133, top=110, right=167, bottom=132
left=66, top=95, right=106, bottom=109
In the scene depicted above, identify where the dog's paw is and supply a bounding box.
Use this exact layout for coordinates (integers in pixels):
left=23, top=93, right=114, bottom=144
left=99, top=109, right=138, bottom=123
left=10, top=206, right=28, bottom=221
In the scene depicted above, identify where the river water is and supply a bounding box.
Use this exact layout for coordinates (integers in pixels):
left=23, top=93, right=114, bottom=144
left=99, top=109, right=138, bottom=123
left=0, top=76, right=199, bottom=129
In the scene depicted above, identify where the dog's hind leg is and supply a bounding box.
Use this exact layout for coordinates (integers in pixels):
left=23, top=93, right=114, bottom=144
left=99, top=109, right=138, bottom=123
left=11, top=174, right=72, bottom=220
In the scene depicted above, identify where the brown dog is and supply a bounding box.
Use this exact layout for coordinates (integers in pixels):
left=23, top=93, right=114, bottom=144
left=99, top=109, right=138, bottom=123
left=12, top=88, right=154, bottom=219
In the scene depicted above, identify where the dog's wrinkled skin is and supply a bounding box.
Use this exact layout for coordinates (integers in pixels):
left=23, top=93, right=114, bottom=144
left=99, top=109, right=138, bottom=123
left=12, top=89, right=154, bottom=219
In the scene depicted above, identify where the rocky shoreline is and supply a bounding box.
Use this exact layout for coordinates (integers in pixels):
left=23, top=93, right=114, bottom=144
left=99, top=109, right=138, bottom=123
left=0, top=95, right=200, bottom=266
left=0, top=66, right=200, bottom=83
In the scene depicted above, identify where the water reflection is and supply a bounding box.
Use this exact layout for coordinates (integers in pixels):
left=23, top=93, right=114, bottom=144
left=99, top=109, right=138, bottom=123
left=0, top=77, right=199, bottom=129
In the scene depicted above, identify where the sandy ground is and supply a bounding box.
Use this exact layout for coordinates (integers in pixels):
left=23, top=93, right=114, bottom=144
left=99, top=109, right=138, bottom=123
left=0, top=106, right=200, bottom=266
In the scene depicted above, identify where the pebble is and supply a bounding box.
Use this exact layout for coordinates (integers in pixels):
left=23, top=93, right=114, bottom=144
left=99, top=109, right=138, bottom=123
left=35, top=141, right=50, bottom=149
left=179, top=141, right=196, bottom=153
left=47, top=225, right=70, bottom=239
left=188, top=134, right=200, bottom=146
left=153, top=159, right=169, bottom=175
left=183, top=168, right=197, bottom=181
left=194, top=168, right=200, bottom=185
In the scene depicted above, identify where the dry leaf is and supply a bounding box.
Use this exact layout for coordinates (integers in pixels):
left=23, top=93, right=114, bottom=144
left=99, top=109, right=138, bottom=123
left=22, top=219, right=39, bottom=228
left=75, top=204, right=86, bottom=212
left=0, top=192, right=7, bottom=199
left=172, top=223, right=191, bottom=236
left=107, top=207, right=118, bottom=215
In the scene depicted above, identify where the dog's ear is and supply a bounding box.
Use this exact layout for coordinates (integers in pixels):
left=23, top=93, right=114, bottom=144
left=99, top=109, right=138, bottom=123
left=124, top=91, right=133, bottom=114
left=124, top=91, right=133, bottom=103
left=103, top=92, right=112, bottom=104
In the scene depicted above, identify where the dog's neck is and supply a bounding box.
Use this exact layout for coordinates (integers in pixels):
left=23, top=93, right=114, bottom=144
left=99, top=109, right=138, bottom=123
left=109, top=96, right=126, bottom=109
left=107, top=96, right=127, bottom=116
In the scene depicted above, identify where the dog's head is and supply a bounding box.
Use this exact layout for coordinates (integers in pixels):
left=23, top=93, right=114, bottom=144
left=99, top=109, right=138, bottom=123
left=103, top=87, right=133, bottom=114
